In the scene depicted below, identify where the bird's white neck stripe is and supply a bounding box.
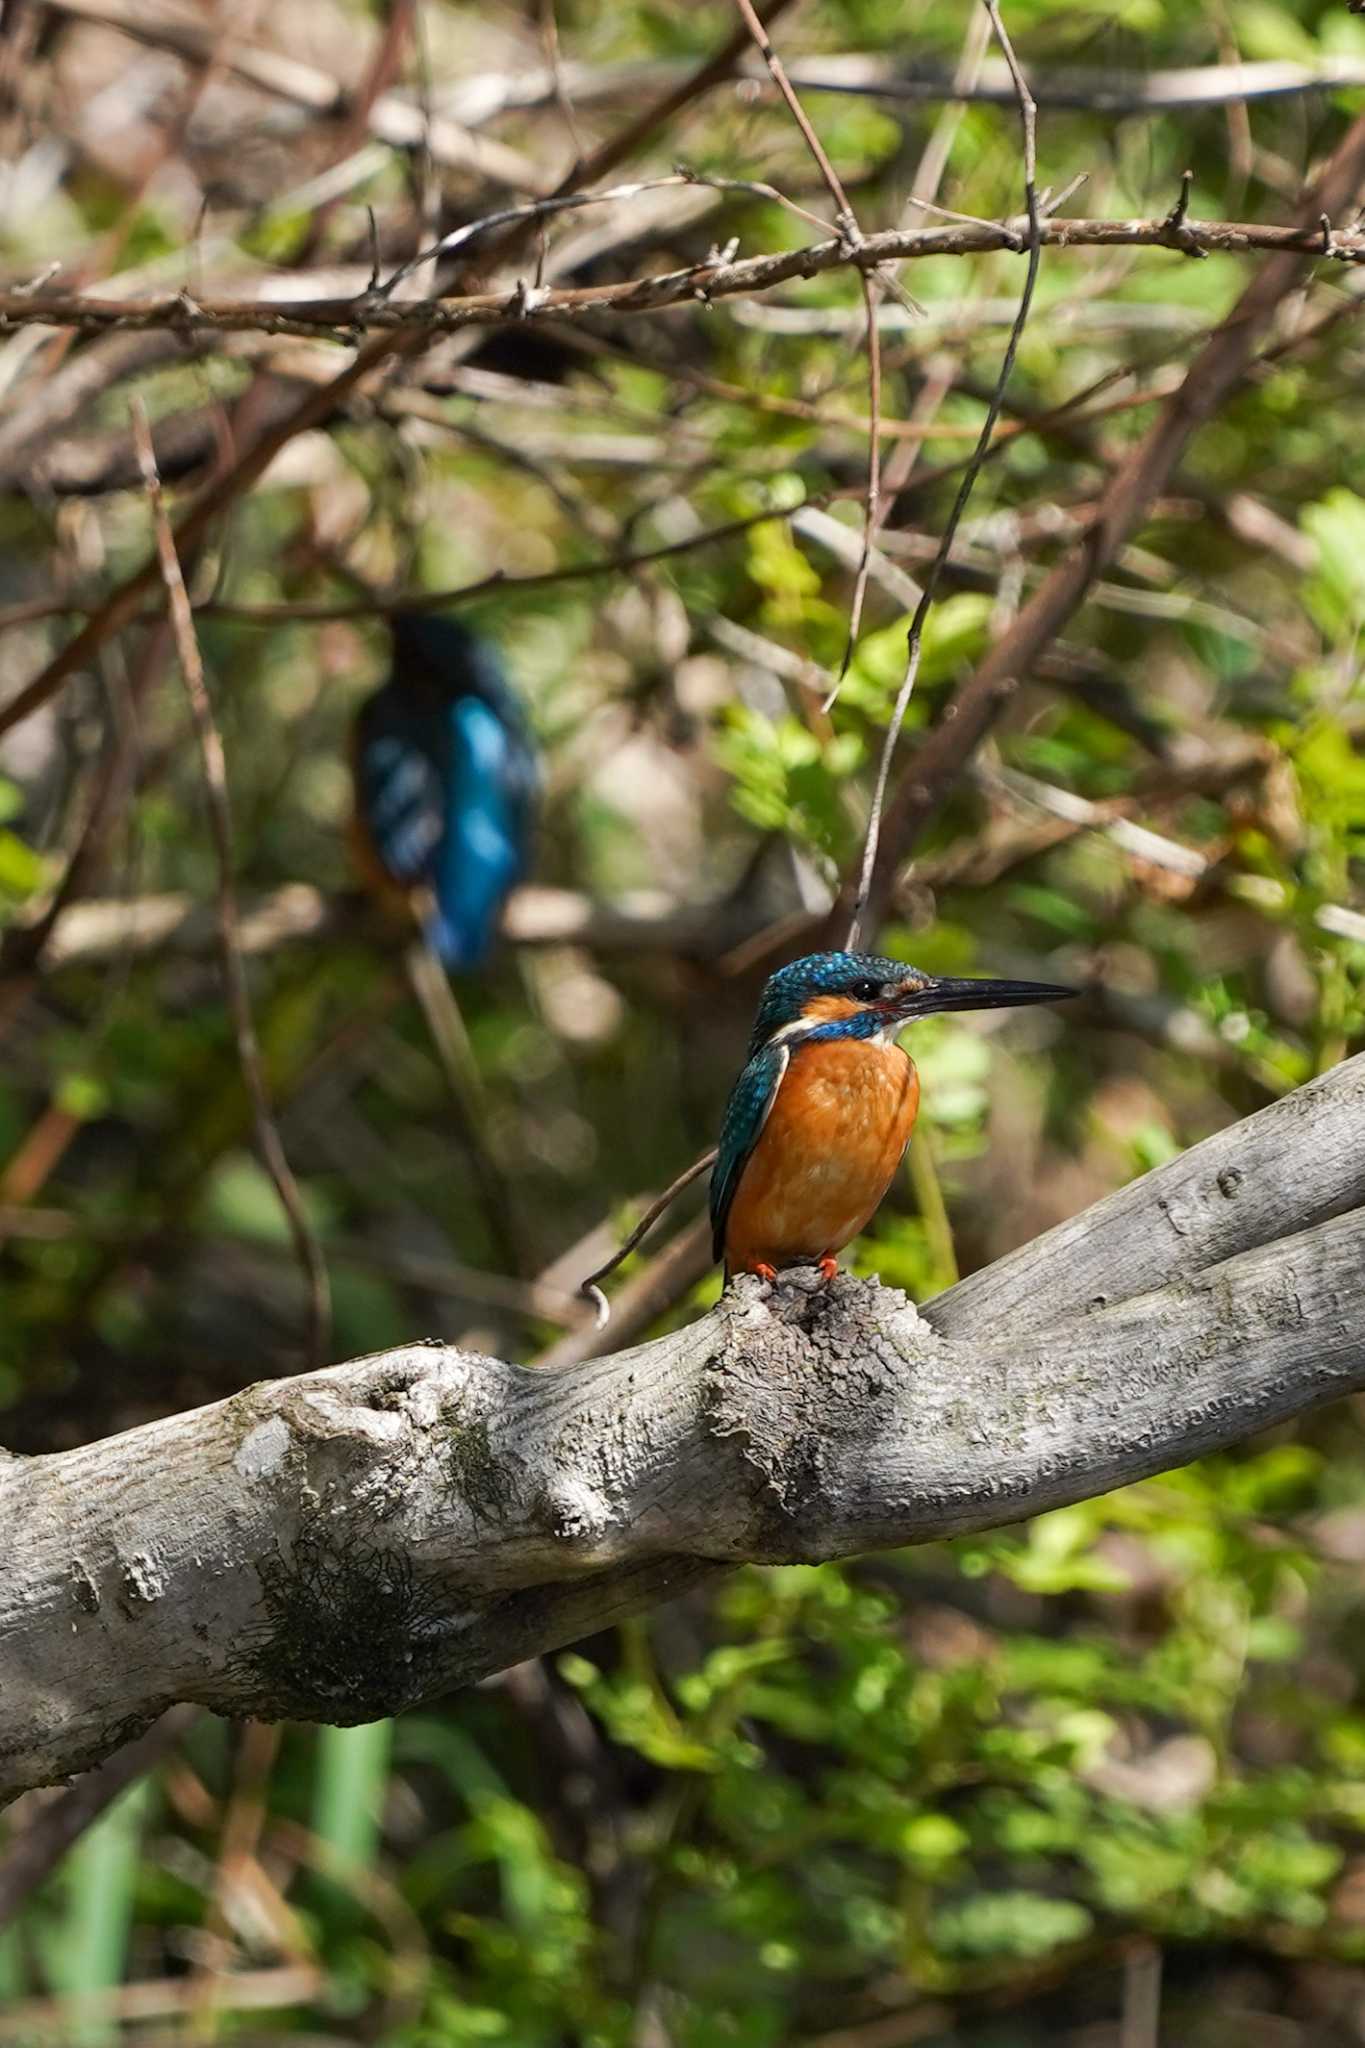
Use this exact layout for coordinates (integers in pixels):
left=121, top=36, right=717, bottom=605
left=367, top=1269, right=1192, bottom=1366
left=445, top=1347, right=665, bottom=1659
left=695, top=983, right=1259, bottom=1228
left=766, top=1015, right=903, bottom=1051
left=768, top=1017, right=816, bottom=1046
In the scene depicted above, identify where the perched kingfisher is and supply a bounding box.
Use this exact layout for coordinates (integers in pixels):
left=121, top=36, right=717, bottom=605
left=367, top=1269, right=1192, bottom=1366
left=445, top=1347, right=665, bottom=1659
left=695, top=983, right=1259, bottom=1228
left=352, top=612, right=536, bottom=969
left=711, top=951, right=1074, bottom=1282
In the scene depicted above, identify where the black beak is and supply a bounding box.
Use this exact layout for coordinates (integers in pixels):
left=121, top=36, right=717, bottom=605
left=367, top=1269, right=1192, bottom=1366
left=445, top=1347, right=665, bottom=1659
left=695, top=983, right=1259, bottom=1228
left=892, top=973, right=1077, bottom=1020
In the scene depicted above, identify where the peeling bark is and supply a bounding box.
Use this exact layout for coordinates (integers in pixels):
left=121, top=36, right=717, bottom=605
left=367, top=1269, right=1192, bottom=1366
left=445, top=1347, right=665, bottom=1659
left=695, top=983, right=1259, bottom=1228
left=1, top=1054, right=1363, bottom=1804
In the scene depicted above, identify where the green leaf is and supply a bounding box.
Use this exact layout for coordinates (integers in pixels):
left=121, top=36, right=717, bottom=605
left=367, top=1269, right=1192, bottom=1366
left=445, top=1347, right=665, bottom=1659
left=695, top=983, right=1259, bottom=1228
left=932, top=1890, right=1094, bottom=1961
left=1301, top=488, right=1365, bottom=634
left=0, top=829, right=45, bottom=900
left=54, top=1072, right=108, bottom=1121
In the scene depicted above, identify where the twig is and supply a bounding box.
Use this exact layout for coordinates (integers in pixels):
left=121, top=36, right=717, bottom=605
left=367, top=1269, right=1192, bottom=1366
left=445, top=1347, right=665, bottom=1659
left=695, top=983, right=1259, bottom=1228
left=44, top=0, right=543, bottom=191
left=378, top=173, right=694, bottom=297
left=0, top=0, right=814, bottom=745
left=0, top=631, right=152, bottom=984
left=1165, top=166, right=1194, bottom=234
left=1120, top=1941, right=1163, bottom=2048
left=0, top=1965, right=323, bottom=2034
left=33, top=877, right=766, bottom=972
left=677, top=166, right=838, bottom=238
left=540, top=1213, right=713, bottom=1371
left=904, top=2, right=994, bottom=219
left=730, top=0, right=855, bottom=211
left=577, top=1147, right=718, bottom=1327
left=292, top=0, right=420, bottom=269
left=0, top=488, right=836, bottom=644
left=539, top=0, right=585, bottom=160
left=380, top=158, right=843, bottom=301
left=1, top=214, right=1360, bottom=344
left=0, top=324, right=430, bottom=743
left=182, top=1718, right=281, bottom=2040
left=552, top=0, right=797, bottom=195
left=421, top=49, right=1365, bottom=120
left=402, top=937, right=526, bottom=1277
left=846, top=0, right=1042, bottom=947
left=131, top=402, right=331, bottom=1368
left=1160, top=166, right=1208, bottom=258
left=857, top=6, right=1002, bottom=585
left=0, top=1708, right=195, bottom=1927
left=777, top=49, right=1365, bottom=115
left=851, top=104, right=1365, bottom=927
left=730, top=0, right=884, bottom=692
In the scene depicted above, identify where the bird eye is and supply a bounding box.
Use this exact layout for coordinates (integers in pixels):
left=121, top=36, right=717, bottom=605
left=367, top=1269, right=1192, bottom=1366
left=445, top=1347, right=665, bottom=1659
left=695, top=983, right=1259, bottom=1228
left=850, top=977, right=881, bottom=1002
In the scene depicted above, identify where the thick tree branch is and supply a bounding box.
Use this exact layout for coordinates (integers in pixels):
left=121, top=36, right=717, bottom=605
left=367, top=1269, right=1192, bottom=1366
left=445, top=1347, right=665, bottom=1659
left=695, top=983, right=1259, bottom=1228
left=31, top=880, right=753, bottom=969
left=1, top=1054, right=1362, bottom=1805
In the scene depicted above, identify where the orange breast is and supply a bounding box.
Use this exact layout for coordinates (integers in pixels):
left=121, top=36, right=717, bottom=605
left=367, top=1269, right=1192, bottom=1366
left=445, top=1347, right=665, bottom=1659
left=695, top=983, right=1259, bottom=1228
left=724, top=1036, right=920, bottom=1274
left=349, top=806, right=413, bottom=920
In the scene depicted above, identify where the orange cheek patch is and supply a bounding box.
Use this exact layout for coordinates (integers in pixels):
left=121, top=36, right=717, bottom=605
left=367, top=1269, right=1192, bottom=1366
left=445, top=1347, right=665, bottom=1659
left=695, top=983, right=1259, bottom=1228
left=802, top=993, right=866, bottom=1024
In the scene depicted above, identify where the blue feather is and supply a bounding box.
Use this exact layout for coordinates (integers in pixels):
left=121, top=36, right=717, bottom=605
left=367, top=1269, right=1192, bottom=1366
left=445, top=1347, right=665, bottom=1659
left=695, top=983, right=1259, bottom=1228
left=711, top=950, right=911, bottom=1262
left=709, top=1039, right=790, bottom=1263
left=745, top=951, right=910, bottom=1056
left=428, top=696, right=528, bottom=968
left=354, top=615, right=536, bottom=970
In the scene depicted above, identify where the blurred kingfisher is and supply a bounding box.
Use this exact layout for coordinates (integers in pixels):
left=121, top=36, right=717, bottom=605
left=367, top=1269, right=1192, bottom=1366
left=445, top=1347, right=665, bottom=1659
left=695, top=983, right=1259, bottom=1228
left=352, top=612, right=536, bottom=969
left=711, top=951, right=1074, bottom=1282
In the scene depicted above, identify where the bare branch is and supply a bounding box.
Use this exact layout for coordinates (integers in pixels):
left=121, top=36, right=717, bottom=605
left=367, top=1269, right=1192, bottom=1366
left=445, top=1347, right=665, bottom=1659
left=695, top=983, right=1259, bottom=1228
left=847, top=0, right=1041, bottom=945
left=1, top=1054, right=1362, bottom=1804
left=778, top=50, right=1365, bottom=115
left=1, top=214, right=1361, bottom=343
left=577, top=1149, right=718, bottom=1325
left=0, top=1711, right=194, bottom=1928
left=0, top=491, right=837, bottom=634
left=0, top=1, right=802, bottom=743
left=730, top=0, right=884, bottom=689
left=421, top=51, right=1365, bottom=121
left=31, top=880, right=765, bottom=972
left=132, top=404, right=332, bottom=1369
left=45, top=0, right=545, bottom=191
left=852, top=104, right=1365, bottom=926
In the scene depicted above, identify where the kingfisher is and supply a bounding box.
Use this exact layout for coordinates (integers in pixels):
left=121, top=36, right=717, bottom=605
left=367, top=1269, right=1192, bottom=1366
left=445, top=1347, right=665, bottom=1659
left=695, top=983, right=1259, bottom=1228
left=711, top=950, right=1074, bottom=1282
left=352, top=611, right=536, bottom=969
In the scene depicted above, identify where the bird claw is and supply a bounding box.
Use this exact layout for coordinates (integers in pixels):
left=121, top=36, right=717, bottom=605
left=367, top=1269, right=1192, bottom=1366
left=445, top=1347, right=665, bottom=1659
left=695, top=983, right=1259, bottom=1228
left=744, top=1258, right=837, bottom=1291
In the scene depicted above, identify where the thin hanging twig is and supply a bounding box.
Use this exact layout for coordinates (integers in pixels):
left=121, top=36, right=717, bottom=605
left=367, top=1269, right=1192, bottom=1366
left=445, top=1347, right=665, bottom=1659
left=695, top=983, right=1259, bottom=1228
left=131, top=401, right=331, bottom=1368
left=576, top=1147, right=719, bottom=1328
left=847, top=0, right=1042, bottom=949
left=402, top=935, right=527, bottom=1278
left=581, top=0, right=1035, bottom=1323
left=730, top=0, right=883, bottom=689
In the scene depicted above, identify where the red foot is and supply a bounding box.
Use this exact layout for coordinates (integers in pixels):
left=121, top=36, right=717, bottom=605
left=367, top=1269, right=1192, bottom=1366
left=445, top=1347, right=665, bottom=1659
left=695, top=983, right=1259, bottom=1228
left=817, top=1255, right=840, bottom=1283
left=751, top=1261, right=779, bottom=1283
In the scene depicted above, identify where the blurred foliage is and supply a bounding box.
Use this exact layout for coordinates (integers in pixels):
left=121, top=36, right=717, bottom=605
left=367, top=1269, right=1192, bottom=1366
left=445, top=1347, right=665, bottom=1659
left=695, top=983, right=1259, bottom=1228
left=1, top=0, right=1364, bottom=2039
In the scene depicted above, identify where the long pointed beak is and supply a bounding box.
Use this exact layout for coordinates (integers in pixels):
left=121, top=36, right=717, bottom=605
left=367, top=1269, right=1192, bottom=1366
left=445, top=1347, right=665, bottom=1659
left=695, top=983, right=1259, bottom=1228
left=893, top=973, right=1077, bottom=1020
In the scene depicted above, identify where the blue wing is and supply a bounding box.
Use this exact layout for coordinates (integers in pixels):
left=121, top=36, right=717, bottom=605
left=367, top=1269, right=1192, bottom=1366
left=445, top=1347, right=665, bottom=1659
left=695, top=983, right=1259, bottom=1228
left=709, top=1040, right=791, bottom=1263
left=427, top=694, right=535, bottom=969
left=354, top=620, right=538, bottom=971
left=355, top=690, right=445, bottom=884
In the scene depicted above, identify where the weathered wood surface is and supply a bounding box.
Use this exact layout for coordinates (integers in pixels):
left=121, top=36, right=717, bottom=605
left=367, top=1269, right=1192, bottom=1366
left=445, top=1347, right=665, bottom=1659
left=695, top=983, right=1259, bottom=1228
left=1, top=1053, right=1362, bottom=1804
